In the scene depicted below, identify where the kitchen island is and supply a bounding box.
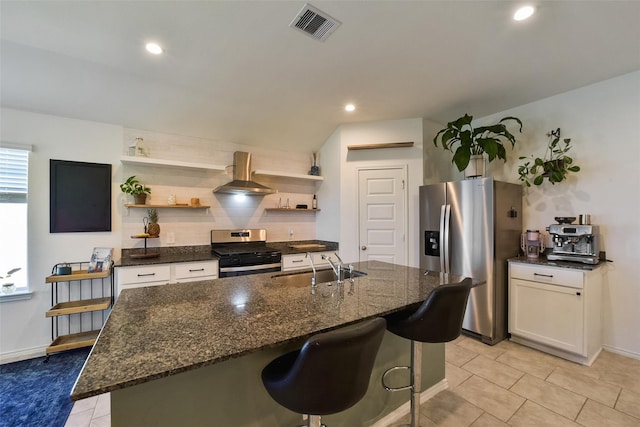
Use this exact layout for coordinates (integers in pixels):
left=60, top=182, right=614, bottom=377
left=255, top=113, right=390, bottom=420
left=72, top=261, right=467, bottom=426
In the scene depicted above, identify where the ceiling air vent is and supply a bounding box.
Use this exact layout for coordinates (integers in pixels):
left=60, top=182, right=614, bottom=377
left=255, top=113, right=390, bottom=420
left=289, top=3, right=341, bottom=42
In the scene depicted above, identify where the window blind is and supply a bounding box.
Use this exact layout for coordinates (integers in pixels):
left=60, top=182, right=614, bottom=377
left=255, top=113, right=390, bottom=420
left=0, top=147, right=29, bottom=203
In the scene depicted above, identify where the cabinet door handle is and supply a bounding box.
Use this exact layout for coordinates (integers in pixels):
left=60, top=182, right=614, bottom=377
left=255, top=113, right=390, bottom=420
left=189, top=268, right=205, bottom=272
left=292, top=259, right=304, bottom=263
left=576, top=292, right=581, bottom=296
left=534, top=273, right=553, bottom=278
left=137, top=273, right=156, bottom=277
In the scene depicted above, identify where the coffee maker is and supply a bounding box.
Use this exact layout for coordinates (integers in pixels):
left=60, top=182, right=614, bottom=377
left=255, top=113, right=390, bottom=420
left=547, top=220, right=600, bottom=264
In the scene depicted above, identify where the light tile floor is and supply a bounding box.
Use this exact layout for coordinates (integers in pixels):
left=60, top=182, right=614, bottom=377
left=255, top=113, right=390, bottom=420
left=65, top=336, right=640, bottom=427
left=390, top=336, right=640, bottom=427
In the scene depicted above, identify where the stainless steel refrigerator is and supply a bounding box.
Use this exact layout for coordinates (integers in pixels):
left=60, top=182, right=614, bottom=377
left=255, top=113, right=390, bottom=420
left=420, top=178, right=522, bottom=345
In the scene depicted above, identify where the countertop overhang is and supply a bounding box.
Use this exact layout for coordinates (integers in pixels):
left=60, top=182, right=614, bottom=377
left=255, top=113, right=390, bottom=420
left=71, top=261, right=466, bottom=400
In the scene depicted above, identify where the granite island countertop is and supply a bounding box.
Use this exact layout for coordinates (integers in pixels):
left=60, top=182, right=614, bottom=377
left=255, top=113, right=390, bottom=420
left=71, top=260, right=465, bottom=400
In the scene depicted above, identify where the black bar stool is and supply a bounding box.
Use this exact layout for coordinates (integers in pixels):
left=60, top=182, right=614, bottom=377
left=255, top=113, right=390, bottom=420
left=382, top=278, right=472, bottom=427
left=261, top=317, right=386, bottom=427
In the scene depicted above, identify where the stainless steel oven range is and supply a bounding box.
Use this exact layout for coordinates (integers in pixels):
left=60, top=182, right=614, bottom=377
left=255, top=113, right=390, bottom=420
left=211, top=229, right=282, bottom=277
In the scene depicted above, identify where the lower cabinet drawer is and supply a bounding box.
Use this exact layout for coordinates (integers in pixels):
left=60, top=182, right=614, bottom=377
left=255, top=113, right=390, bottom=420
left=174, top=261, right=218, bottom=282
left=282, top=254, right=311, bottom=271
left=282, top=251, right=338, bottom=271
left=510, top=263, right=583, bottom=289
left=116, top=264, right=171, bottom=296
left=118, top=265, right=171, bottom=285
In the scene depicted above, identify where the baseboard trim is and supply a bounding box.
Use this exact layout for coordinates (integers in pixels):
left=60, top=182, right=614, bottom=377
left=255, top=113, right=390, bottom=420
left=602, top=344, right=640, bottom=361
left=0, top=346, right=47, bottom=365
left=369, top=378, right=448, bottom=427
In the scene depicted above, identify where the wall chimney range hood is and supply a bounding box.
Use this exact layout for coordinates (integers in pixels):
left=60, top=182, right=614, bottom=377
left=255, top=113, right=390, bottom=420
left=213, top=151, right=276, bottom=196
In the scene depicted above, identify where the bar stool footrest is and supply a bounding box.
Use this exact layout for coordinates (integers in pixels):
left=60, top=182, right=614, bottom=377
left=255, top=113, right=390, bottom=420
left=381, top=365, right=413, bottom=391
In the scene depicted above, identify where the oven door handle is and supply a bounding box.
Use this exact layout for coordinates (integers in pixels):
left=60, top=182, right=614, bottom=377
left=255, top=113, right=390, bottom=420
left=219, top=263, right=282, bottom=273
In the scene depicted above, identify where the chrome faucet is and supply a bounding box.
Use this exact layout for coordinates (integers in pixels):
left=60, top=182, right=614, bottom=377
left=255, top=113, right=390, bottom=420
left=305, top=252, right=317, bottom=288
left=321, top=252, right=343, bottom=283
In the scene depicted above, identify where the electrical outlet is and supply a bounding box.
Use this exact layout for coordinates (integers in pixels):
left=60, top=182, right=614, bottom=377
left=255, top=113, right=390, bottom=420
left=166, top=231, right=175, bottom=245
left=289, top=228, right=294, bottom=240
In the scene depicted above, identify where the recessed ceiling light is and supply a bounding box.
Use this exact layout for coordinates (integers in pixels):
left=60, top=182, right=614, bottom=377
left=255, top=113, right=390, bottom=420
left=345, top=104, right=356, bottom=112
left=145, top=42, right=163, bottom=55
left=514, top=5, right=535, bottom=21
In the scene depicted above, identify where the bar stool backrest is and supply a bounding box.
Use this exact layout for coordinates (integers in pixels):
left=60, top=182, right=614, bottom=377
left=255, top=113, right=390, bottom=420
left=386, top=278, right=472, bottom=343
left=262, top=317, right=386, bottom=416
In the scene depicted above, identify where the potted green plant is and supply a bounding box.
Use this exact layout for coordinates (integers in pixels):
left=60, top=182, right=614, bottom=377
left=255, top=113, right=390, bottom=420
left=518, top=128, right=580, bottom=187
left=433, top=113, right=523, bottom=178
left=120, top=175, right=151, bottom=204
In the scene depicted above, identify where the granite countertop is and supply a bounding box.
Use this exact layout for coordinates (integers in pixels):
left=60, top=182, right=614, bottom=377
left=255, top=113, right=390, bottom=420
left=71, top=261, right=466, bottom=400
left=116, top=240, right=338, bottom=267
left=508, top=255, right=606, bottom=271
left=267, top=239, right=339, bottom=255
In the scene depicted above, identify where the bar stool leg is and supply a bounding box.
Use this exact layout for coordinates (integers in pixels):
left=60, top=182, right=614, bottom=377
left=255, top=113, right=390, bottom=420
left=307, top=414, right=322, bottom=427
left=409, top=340, right=422, bottom=427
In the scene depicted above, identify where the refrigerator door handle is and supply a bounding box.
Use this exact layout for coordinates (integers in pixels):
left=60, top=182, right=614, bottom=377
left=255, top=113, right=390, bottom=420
left=440, top=204, right=451, bottom=273
left=439, top=205, right=446, bottom=272
left=444, top=204, right=451, bottom=273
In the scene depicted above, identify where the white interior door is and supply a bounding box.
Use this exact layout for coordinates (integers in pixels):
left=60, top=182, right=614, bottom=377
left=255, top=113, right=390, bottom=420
left=358, top=168, right=406, bottom=265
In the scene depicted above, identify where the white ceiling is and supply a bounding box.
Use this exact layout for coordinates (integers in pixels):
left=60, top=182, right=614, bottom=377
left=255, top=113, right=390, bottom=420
left=1, top=1, right=639, bottom=153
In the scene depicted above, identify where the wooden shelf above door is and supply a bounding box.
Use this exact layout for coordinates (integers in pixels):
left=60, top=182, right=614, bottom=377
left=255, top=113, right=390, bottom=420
left=347, top=142, right=414, bottom=151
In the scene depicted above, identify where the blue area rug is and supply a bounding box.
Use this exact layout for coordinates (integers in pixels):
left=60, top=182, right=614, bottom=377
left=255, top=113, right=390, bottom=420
left=0, top=348, right=90, bottom=427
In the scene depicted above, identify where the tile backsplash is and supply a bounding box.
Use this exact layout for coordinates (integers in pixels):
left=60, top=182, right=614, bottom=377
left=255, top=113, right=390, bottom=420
left=121, top=128, right=321, bottom=248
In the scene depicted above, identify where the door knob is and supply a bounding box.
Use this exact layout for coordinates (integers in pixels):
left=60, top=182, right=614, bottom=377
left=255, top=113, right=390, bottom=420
left=361, top=246, right=367, bottom=250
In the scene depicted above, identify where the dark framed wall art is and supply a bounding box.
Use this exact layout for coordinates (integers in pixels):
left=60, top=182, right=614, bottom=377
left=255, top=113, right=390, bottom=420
left=50, top=159, right=112, bottom=233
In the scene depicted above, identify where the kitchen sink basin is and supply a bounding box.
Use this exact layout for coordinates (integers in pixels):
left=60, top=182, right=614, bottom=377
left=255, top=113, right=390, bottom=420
left=271, top=268, right=366, bottom=286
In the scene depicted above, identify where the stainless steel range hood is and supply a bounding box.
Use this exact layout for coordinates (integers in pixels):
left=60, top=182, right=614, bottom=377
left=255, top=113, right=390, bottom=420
left=213, top=151, right=276, bottom=196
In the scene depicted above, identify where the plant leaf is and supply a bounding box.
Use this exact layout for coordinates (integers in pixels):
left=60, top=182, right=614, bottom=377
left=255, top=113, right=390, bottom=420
left=453, top=147, right=471, bottom=172
left=453, top=114, right=473, bottom=130
left=499, top=116, right=523, bottom=133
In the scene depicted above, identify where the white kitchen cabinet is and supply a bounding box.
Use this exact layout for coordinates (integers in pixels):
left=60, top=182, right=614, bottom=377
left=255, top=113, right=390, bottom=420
left=116, top=260, right=218, bottom=296
left=281, top=251, right=338, bottom=271
left=508, top=262, right=604, bottom=365
left=174, top=261, right=219, bottom=283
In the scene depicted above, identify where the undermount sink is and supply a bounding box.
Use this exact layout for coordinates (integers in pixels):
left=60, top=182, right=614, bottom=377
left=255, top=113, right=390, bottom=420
left=271, top=268, right=366, bottom=286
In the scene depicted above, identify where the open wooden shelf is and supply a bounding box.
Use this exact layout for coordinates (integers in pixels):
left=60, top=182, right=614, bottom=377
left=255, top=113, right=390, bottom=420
left=125, top=204, right=210, bottom=209
left=46, top=269, right=111, bottom=283
left=46, top=330, right=100, bottom=354
left=265, top=208, right=321, bottom=212
left=347, top=142, right=414, bottom=150
left=46, top=297, right=111, bottom=318
left=121, top=155, right=226, bottom=172
left=253, top=170, right=324, bottom=181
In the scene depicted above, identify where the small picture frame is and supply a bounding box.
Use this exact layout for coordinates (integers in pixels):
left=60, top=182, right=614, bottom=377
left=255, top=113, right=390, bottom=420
left=88, top=247, right=113, bottom=273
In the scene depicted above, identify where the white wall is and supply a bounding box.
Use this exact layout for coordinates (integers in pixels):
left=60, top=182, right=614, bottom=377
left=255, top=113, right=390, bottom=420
left=316, top=128, right=341, bottom=243
left=319, top=118, right=424, bottom=267
left=0, top=108, right=123, bottom=361
left=424, top=71, right=640, bottom=358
